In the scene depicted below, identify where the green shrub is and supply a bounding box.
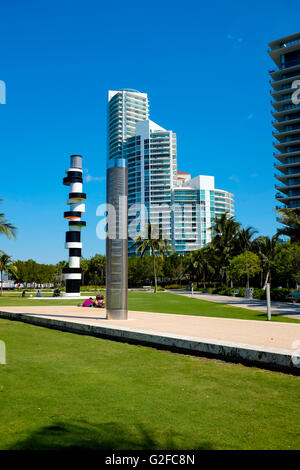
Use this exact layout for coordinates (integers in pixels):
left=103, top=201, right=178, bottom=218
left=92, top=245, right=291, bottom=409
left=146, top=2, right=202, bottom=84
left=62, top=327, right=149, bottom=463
left=270, top=288, right=291, bottom=301
left=164, top=284, right=183, bottom=290
left=156, top=286, right=165, bottom=291
left=253, top=288, right=266, bottom=300
left=80, top=286, right=105, bottom=291
left=237, top=287, right=245, bottom=297
left=218, top=288, right=233, bottom=296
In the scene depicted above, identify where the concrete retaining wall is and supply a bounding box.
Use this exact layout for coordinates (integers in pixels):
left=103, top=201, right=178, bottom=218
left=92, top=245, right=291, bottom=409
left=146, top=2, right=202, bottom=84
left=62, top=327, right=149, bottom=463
left=1, top=310, right=299, bottom=375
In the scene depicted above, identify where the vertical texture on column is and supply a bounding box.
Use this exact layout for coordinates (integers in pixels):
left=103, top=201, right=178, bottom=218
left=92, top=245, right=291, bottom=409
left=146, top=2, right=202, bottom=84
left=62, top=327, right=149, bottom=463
left=106, top=164, right=128, bottom=319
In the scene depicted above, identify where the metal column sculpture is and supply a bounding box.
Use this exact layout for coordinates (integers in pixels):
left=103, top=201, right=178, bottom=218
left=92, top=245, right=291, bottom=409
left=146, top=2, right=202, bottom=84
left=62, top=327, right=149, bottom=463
left=106, top=158, right=128, bottom=319
left=62, top=155, right=86, bottom=297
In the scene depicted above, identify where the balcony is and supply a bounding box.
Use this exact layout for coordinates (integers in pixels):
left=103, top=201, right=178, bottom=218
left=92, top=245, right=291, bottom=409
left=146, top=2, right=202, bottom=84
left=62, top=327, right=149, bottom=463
left=276, top=193, right=300, bottom=202
left=273, top=139, right=300, bottom=151
left=270, top=73, right=300, bottom=91
left=269, top=64, right=300, bottom=82
left=275, top=172, right=300, bottom=181
left=275, top=182, right=300, bottom=195
left=269, top=38, right=300, bottom=52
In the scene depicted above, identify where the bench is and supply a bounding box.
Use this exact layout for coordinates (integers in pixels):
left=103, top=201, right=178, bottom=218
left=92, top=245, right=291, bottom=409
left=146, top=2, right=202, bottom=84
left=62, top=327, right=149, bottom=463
left=143, top=286, right=152, bottom=291
left=286, top=291, right=300, bottom=303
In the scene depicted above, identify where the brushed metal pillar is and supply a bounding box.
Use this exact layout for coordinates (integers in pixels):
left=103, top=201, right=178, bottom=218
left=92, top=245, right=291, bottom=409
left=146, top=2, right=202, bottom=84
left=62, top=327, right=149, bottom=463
left=106, top=158, right=128, bottom=320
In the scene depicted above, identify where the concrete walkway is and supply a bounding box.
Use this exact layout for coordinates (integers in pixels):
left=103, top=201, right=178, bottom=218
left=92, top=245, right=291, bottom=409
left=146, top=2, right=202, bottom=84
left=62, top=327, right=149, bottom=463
left=1, top=306, right=300, bottom=373
left=167, top=290, right=300, bottom=319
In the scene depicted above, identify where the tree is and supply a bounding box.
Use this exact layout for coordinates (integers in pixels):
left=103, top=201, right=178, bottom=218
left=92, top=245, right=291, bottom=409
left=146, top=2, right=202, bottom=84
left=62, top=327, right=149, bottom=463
left=128, top=255, right=155, bottom=288
left=55, top=260, right=68, bottom=286
left=183, top=252, right=199, bottom=285
left=132, top=224, right=173, bottom=293
left=273, top=242, right=300, bottom=288
left=80, top=259, right=90, bottom=286
left=10, top=260, right=56, bottom=287
left=193, top=246, right=215, bottom=288
left=210, top=213, right=240, bottom=286
left=229, top=251, right=261, bottom=288
left=162, top=253, right=184, bottom=285
left=236, top=226, right=258, bottom=253
left=0, top=199, right=17, bottom=240
left=0, top=253, right=17, bottom=295
left=276, top=208, right=300, bottom=243
left=252, top=235, right=279, bottom=286
left=87, top=254, right=106, bottom=285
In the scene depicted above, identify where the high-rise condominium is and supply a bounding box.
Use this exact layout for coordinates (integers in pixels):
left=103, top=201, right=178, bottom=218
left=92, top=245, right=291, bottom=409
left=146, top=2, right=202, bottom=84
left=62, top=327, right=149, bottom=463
left=107, top=88, right=234, bottom=255
left=269, top=33, right=300, bottom=210
left=172, top=175, right=234, bottom=255
left=126, top=120, right=177, bottom=253
left=107, top=89, right=149, bottom=160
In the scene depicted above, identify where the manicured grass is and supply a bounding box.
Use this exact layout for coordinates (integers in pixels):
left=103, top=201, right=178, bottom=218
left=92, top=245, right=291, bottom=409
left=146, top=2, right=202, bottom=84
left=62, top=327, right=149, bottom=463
left=0, top=319, right=299, bottom=450
left=0, top=291, right=299, bottom=323
left=128, top=292, right=300, bottom=323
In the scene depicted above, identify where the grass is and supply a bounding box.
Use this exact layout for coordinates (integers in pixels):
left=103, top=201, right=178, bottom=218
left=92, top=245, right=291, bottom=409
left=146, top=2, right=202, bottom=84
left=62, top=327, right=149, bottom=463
left=0, top=319, right=299, bottom=450
left=0, top=291, right=299, bottom=323
left=128, top=292, right=300, bottom=323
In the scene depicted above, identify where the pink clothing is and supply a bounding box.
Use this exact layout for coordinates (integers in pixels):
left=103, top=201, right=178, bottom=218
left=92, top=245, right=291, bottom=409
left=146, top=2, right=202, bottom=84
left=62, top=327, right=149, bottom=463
left=83, top=298, right=94, bottom=307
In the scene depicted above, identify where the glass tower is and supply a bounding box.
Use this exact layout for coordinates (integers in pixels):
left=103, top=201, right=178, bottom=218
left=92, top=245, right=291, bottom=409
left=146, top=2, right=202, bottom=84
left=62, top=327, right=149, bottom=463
left=107, top=88, right=234, bottom=256
left=172, top=176, right=234, bottom=255
left=269, top=33, right=300, bottom=210
left=107, top=89, right=149, bottom=161
left=125, top=121, right=234, bottom=255
left=126, top=120, right=177, bottom=254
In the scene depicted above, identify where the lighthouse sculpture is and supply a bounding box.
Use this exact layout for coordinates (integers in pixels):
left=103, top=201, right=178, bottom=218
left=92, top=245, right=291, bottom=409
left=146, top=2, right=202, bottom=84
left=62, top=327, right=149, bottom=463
left=62, top=155, right=86, bottom=297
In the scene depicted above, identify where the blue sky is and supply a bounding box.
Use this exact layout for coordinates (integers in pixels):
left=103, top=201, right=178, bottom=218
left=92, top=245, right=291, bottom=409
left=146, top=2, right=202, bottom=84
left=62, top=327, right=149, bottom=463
left=0, top=0, right=299, bottom=263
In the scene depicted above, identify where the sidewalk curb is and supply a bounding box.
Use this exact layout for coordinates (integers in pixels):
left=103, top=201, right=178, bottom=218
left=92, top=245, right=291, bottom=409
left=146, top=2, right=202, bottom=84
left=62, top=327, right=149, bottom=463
left=1, top=310, right=299, bottom=375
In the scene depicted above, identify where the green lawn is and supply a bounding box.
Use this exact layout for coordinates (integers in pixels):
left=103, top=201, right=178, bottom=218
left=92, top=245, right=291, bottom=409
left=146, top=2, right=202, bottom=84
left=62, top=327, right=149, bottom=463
left=128, top=292, right=300, bottom=323
left=0, top=319, right=299, bottom=450
left=0, top=291, right=299, bottom=323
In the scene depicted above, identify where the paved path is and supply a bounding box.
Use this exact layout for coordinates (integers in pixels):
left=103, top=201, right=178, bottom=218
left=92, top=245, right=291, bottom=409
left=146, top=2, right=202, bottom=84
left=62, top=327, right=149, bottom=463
left=1, top=305, right=300, bottom=351
left=1, top=306, right=300, bottom=372
left=167, top=290, right=300, bottom=320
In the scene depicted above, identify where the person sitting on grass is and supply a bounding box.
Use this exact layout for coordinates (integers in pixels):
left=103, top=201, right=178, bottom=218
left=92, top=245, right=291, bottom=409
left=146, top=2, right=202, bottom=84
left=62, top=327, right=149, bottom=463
left=95, top=295, right=104, bottom=308
left=53, top=288, right=61, bottom=297
left=36, top=290, right=41, bottom=297
left=82, top=297, right=95, bottom=308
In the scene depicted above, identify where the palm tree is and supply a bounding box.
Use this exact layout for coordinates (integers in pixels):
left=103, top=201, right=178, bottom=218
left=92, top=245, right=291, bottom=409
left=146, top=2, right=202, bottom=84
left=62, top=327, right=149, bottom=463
left=252, top=234, right=279, bottom=286
left=80, top=259, right=90, bottom=286
left=0, top=253, right=17, bottom=296
left=276, top=208, right=300, bottom=242
left=0, top=199, right=17, bottom=239
left=210, top=213, right=240, bottom=286
left=193, top=247, right=215, bottom=288
left=89, top=254, right=106, bottom=285
left=183, top=252, right=198, bottom=285
left=132, top=224, right=173, bottom=293
left=236, top=226, right=258, bottom=252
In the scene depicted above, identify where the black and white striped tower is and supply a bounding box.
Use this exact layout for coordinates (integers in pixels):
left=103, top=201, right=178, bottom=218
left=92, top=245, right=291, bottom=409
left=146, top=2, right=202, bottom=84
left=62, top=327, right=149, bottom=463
left=62, top=155, right=86, bottom=297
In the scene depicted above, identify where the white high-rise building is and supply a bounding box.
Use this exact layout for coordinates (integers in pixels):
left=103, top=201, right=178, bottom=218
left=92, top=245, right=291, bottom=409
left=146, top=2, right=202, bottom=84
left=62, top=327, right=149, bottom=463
left=107, top=89, right=149, bottom=161
left=172, top=174, right=234, bottom=255
left=126, top=119, right=177, bottom=253
left=107, top=88, right=234, bottom=255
